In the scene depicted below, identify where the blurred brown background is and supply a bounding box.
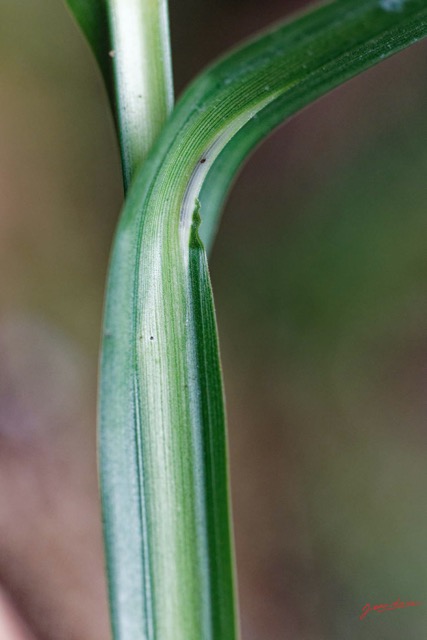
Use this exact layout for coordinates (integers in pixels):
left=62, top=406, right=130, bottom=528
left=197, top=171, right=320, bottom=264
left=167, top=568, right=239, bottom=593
left=1, top=0, right=427, bottom=638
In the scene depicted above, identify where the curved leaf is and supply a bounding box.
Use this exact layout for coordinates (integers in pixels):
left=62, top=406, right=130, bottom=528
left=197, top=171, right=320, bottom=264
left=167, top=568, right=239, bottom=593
left=64, top=0, right=112, bottom=96
left=100, top=1, right=427, bottom=639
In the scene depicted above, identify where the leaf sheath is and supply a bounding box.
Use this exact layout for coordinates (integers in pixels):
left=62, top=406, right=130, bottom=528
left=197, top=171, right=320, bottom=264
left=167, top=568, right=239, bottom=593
left=100, top=1, right=427, bottom=638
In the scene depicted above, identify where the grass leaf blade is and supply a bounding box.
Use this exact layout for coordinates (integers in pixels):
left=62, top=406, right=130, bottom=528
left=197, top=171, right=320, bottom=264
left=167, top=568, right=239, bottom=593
left=100, top=1, right=427, bottom=639
left=64, top=0, right=113, bottom=98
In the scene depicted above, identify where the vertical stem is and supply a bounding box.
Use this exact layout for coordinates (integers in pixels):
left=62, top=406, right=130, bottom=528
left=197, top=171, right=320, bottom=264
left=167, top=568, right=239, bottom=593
left=107, top=0, right=174, bottom=188
left=99, top=2, right=175, bottom=638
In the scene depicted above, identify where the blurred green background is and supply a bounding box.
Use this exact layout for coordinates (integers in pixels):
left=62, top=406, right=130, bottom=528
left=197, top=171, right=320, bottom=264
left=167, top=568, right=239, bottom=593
left=1, top=1, right=427, bottom=638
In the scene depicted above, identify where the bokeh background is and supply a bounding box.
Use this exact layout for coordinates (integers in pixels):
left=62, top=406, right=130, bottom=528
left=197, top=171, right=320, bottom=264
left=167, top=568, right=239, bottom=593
left=1, top=0, right=427, bottom=638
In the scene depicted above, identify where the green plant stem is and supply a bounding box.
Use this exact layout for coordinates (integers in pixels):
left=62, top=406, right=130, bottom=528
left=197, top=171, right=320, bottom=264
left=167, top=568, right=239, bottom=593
left=106, top=0, right=174, bottom=187
left=65, top=0, right=174, bottom=188
left=100, top=1, right=427, bottom=639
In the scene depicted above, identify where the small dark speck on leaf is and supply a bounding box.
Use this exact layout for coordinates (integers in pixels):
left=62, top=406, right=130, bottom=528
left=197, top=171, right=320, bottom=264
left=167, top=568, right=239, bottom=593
left=200, top=158, right=206, bottom=164
left=150, top=336, right=154, bottom=341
